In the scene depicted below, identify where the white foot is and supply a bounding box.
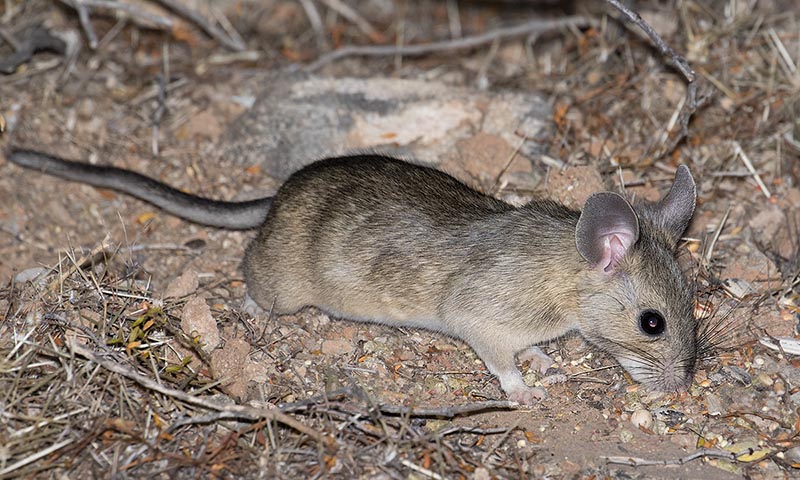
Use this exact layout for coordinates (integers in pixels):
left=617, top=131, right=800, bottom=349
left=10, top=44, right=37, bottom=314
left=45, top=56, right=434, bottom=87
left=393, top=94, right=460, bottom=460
left=507, top=386, right=547, bottom=404
left=518, top=346, right=555, bottom=374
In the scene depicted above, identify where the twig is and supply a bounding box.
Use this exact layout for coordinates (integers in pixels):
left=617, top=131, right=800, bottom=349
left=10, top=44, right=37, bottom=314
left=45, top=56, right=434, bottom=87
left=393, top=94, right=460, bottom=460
left=279, top=386, right=517, bottom=418
left=153, top=0, right=244, bottom=51
left=72, top=0, right=98, bottom=49
left=0, top=439, right=74, bottom=477
left=68, top=341, right=330, bottom=445
left=318, top=0, right=383, bottom=42
left=306, top=16, right=594, bottom=71
left=298, top=0, right=329, bottom=50
left=602, top=448, right=740, bottom=466
left=400, top=459, right=443, bottom=480
left=78, top=0, right=173, bottom=30
left=377, top=400, right=518, bottom=418
left=438, top=425, right=511, bottom=436
left=446, top=0, right=461, bottom=39
left=733, top=141, right=771, bottom=199
left=605, top=0, right=699, bottom=156
left=703, top=204, right=731, bottom=265
left=605, top=0, right=694, bottom=82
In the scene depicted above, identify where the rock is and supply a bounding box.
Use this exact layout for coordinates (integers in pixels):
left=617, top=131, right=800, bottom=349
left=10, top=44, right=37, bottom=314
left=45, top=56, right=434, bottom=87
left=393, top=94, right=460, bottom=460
left=780, top=366, right=800, bottom=388
left=177, top=109, right=222, bottom=140
left=180, top=296, right=220, bottom=353
left=721, top=365, right=752, bottom=386
left=630, top=409, right=654, bottom=430
left=213, top=76, right=550, bottom=186
left=753, top=372, right=774, bottom=389
left=720, top=243, right=779, bottom=285
left=321, top=338, right=353, bottom=356
left=543, top=165, right=605, bottom=209
left=14, top=267, right=48, bottom=284
left=784, top=446, right=800, bottom=464
left=165, top=269, right=199, bottom=299
left=706, top=392, right=724, bottom=416
left=211, top=337, right=268, bottom=399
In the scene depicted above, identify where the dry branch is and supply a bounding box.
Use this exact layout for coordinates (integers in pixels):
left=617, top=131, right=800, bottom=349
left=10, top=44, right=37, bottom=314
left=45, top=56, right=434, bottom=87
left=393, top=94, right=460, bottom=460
left=604, top=0, right=700, bottom=156
left=153, top=0, right=244, bottom=51
left=306, top=16, right=595, bottom=71
left=602, top=447, right=743, bottom=466
left=68, top=341, right=331, bottom=445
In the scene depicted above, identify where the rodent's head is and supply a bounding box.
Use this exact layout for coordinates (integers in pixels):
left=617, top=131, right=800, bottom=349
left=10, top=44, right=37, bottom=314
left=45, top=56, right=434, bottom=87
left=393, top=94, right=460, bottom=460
left=574, top=166, right=697, bottom=392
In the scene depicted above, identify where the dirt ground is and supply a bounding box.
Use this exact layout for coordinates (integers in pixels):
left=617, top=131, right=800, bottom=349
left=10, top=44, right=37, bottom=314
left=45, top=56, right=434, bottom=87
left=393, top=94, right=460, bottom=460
left=1, top=0, right=799, bottom=478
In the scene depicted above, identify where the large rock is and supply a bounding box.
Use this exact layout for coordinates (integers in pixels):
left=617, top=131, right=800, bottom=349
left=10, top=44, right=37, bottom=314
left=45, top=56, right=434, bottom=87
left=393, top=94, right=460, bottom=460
left=213, top=76, right=551, bottom=188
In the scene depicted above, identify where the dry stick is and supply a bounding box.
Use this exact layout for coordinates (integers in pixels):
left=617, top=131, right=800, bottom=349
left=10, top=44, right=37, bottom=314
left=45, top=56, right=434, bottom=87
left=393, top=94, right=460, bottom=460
left=0, top=439, right=75, bottom=477
left=306, top=16, right=594, bottom=71
left=733, top=141, right=772, bottom=199
left=602, top=447, right=744, bottom=467
left=318, top=0, right=382, bottom=41
left=70, top=0, right=98, bottom=49
left=377, top=400, right=518, bottom=418
left=703, top=204, right=731, bottom=266
left=279, top=386, right=518, bottom=418
left=298, top=0, right=330, bottom=50
left=152, top=0, right=244, bottom=51
left=604, top=0, right=699, bottom=156
left=68, top=341, right=330, bottom=445
left=78, top=0, right=173, bottom=29
left=58, top=0, right=175, bottom=50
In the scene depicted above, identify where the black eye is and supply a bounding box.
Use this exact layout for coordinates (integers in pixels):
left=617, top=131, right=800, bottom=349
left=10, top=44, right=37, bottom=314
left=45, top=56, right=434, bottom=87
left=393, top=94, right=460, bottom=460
left=639, top=309, right=666, bottom=336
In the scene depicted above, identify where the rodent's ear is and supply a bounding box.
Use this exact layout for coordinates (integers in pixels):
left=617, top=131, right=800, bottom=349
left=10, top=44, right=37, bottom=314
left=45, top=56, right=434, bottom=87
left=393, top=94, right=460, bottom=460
left=576, top=192, right=640, bottom=274
left=656, top=165, right=697, bottom=245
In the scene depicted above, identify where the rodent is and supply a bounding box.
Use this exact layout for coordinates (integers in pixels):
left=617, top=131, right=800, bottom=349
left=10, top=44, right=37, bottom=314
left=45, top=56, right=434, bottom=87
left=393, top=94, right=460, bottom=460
left=8, top=148, right=698, bottom=404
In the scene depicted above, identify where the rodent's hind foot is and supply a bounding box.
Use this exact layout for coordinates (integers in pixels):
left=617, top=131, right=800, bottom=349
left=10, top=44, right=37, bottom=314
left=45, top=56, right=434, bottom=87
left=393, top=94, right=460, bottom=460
left=507, top=386, right=547, bottom=405
left=518, top=346, right=555, bottom=375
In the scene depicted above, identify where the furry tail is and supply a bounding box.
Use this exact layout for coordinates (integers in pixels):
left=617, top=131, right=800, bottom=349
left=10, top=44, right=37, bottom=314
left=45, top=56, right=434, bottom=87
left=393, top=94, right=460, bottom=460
left=9, top=149, right=271, bottom=230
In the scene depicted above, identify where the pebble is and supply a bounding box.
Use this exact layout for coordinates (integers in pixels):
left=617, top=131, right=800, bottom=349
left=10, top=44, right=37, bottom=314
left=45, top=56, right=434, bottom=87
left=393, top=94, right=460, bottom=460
left=630, top=409, right=654, bottom=430
left=721, top=365, right=752, bottom=386
left=706, top=392, right=724, bottom=416
left=754, top=372, right=774, bottom=388
left=784, top=446, right=800, bottom=464
left=14, top=267, right=48, bottom=284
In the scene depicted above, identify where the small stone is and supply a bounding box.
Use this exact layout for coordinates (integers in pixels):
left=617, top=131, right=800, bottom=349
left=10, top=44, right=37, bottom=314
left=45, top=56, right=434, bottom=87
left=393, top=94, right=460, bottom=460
left=619, top=430, right=634, bottom=443
left=180, top=296, right=220, bottom=352
left=14, top=267, right=48, bottom=284
left=706, top=392, right=724, bottom=416
left=165, top=269, right=199, bottom=299
left=630, top=409, right=653, bottom=430
left=780, top=366, right=800, bottom=388
left=784, top=446, right=800, bottom=464
left=721, top=365, right=752, bottom=386
left=321, top=338, right=353, bottom=356
left=473, top=467, right=491, bottom=480
left=754, top=372, right=774, bottom=389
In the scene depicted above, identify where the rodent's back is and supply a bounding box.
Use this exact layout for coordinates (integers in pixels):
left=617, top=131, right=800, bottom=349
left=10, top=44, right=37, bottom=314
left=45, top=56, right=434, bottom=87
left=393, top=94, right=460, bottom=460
left=242, top=155, right=555, bottom=323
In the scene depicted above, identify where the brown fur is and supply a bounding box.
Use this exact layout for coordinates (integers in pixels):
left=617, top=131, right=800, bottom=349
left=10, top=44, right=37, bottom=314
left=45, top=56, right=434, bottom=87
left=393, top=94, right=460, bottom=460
left=243, top=156, right=697, bottom=402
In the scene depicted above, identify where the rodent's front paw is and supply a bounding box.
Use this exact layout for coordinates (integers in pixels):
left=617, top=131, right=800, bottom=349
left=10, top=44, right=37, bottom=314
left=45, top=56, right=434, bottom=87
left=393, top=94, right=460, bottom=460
left=507, top=386, right=547, bottom=405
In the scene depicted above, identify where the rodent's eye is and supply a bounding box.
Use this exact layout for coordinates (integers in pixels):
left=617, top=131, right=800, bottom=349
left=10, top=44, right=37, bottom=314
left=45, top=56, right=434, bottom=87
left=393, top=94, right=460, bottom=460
left=639, top=309, right=666, bottom=336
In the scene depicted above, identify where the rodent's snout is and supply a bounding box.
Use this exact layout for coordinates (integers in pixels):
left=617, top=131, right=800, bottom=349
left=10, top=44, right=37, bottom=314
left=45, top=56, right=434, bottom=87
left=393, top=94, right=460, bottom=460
left=660, top=354, right=696, bottom=392
left=614, top=341, right=697, bottom=393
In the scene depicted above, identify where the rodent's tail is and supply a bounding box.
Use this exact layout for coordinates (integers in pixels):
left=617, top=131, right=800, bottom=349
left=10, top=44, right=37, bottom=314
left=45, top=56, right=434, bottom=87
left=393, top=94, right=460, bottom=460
left=9, top=149, right=272, bottom=230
